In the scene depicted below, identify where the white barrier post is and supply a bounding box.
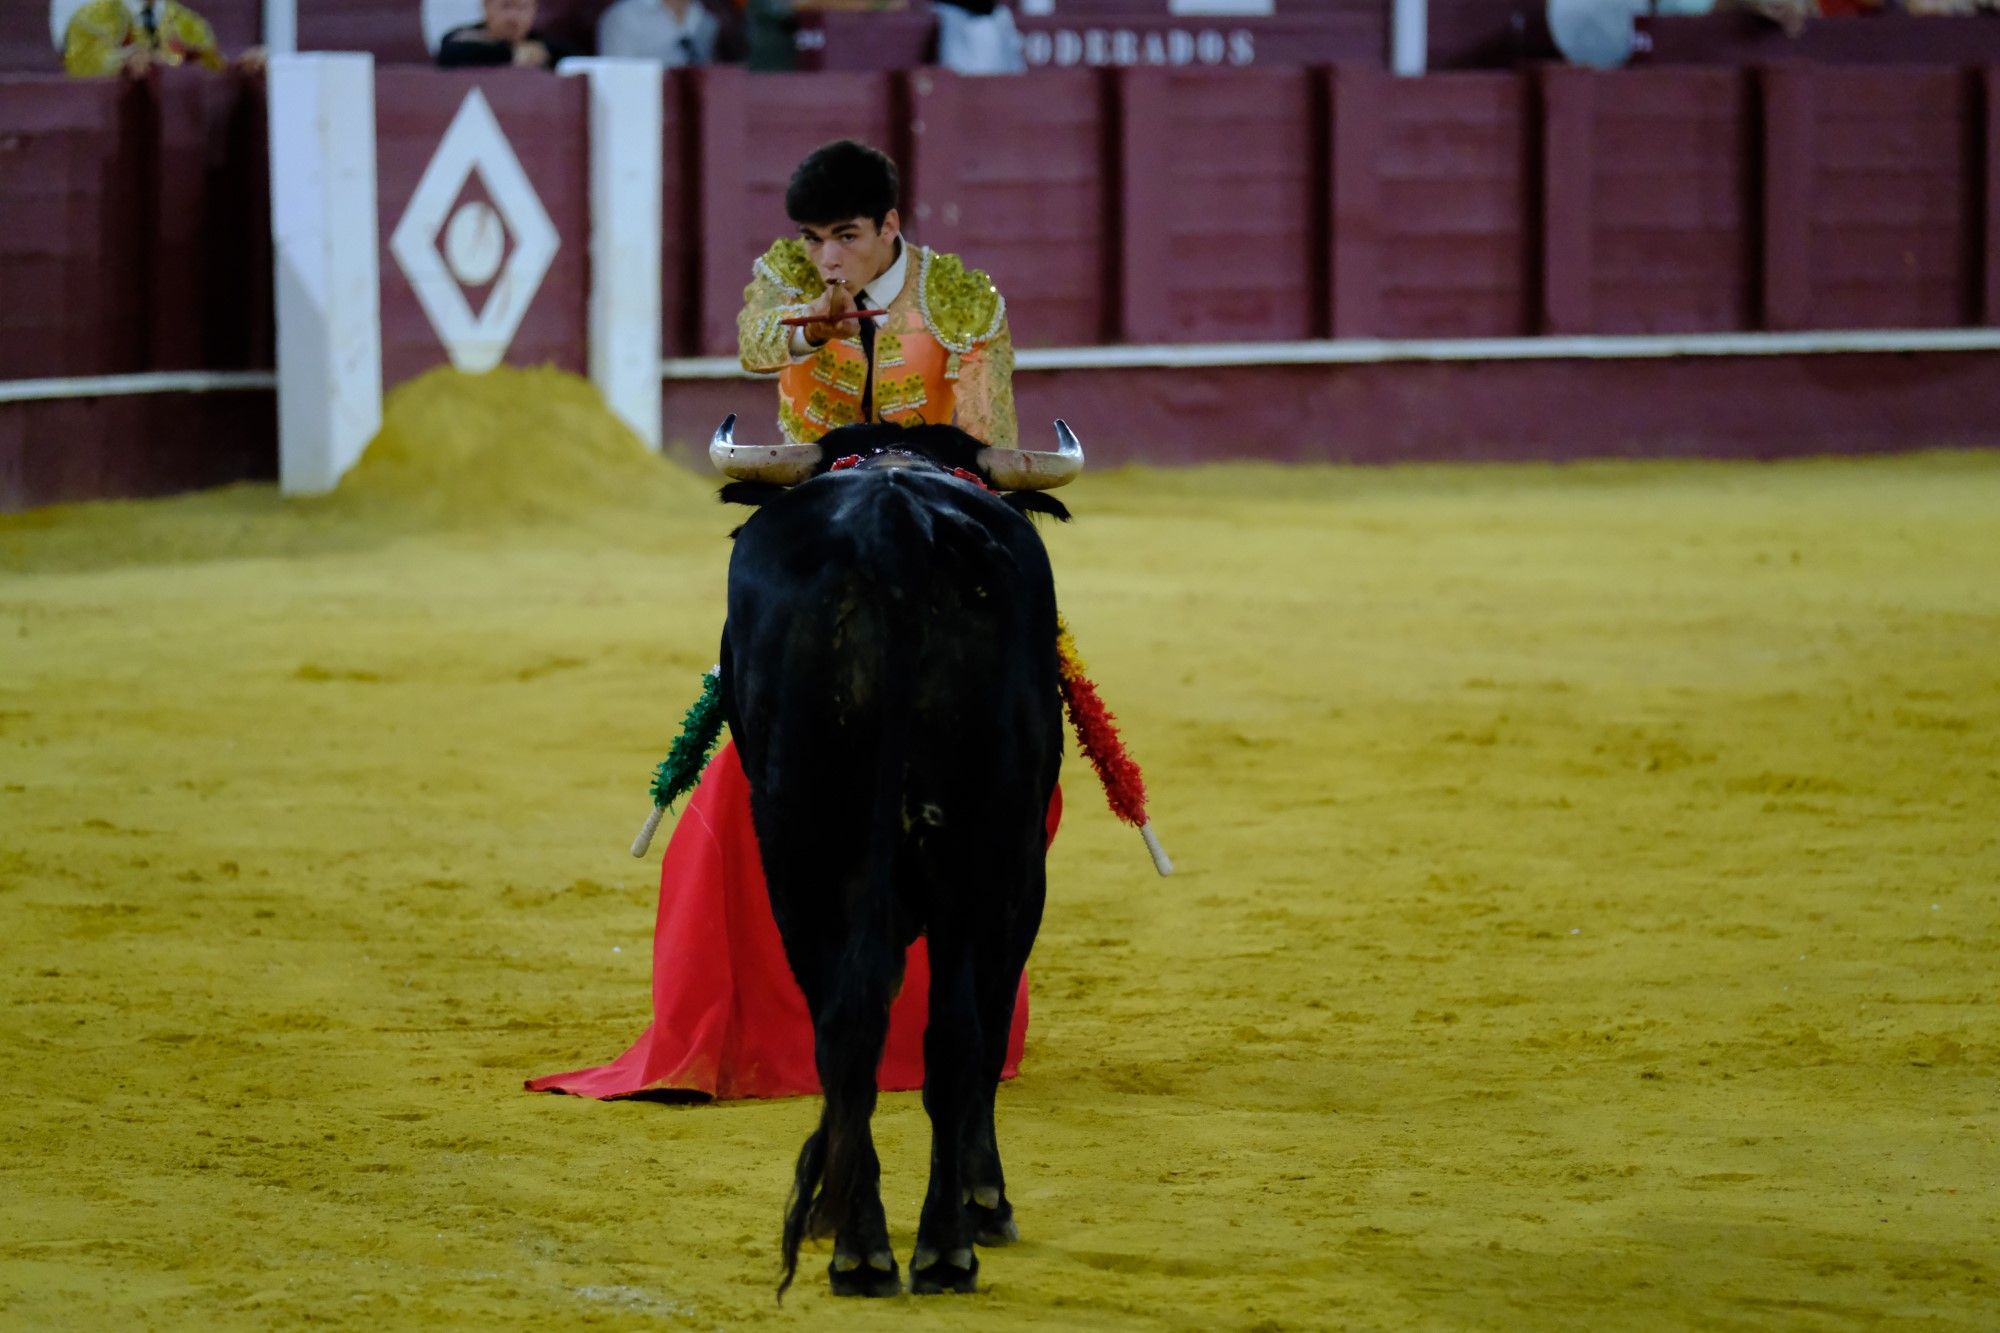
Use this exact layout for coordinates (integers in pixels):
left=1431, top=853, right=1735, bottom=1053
left=560, top=58, right=664, bottom=451
left=267, top=53, right=383, bottom=495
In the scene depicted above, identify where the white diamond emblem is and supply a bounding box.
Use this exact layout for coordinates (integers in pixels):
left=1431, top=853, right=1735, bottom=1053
left=390, top=89, right=559, bottom=373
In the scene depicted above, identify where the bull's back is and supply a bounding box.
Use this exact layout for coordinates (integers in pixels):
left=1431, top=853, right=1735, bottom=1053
left=725, top=469, right=1061, bottom=803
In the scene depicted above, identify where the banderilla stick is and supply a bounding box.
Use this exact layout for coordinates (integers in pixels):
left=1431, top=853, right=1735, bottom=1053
left=778, top=309, right=890, bottom=328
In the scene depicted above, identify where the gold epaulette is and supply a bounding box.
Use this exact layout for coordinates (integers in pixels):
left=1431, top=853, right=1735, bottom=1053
left=752, top=239, right=824, bottom=300
left=918, top=249, right=1006, bottom=354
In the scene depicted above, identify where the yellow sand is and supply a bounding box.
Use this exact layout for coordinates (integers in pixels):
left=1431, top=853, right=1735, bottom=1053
left=2, top=368, right=1996, bottom=1329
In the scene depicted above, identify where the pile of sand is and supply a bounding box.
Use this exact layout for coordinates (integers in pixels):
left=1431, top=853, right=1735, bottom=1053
left=333, top=365, right=707, bottom=525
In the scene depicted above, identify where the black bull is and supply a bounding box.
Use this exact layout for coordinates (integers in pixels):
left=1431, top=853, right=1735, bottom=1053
left=717, top=423, right=1071, bottom=1297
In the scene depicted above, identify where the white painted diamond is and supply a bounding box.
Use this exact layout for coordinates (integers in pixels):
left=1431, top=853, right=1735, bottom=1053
left=390, top=89, right=559, bottom=374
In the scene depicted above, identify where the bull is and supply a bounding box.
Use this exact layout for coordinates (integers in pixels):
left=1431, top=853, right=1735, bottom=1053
left=710, top=415, right=1082, bottom=1298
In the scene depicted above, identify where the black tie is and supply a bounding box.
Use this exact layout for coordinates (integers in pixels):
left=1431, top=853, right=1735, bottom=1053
left=855, top=290, right=876, bottom=423
left=140, top=2, right=159, bottom=46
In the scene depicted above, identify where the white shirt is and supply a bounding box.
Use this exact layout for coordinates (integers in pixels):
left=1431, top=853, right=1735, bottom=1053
left=787, top=237, right=910, bottom=360
left=597, top=0, right=718, bottom=66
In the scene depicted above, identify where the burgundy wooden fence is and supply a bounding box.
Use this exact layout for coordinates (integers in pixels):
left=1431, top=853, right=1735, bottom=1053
left=6, top=60, right=1998, bottom=366
left=373, top=67, right=592, bottom=383
left=5, top=60, right=2000, bottom=507
left=0, top=71, right=270, bottom=381
left=668, top=62, right=1999, bottom=355
left=0, top=69, right=274, bottom=507
left=5, top=60, right=1998, bottom=367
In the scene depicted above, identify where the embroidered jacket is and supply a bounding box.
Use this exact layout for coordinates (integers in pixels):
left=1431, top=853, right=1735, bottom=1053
left=737, top=239, right=1017, bottom=448
left=64, top=1, right=225, bottom=76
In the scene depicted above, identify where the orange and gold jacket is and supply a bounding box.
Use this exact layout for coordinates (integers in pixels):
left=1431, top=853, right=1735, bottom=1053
left=737, top=239, right=1017, bottom=448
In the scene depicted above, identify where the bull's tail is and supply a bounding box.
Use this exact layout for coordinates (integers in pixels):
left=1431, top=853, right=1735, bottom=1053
left=776, top=479, right=927, bottom=1299
left=777, top=1120, right=830, bottom=1298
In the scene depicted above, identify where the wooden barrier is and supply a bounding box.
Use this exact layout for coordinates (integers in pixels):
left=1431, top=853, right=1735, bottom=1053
left=1331, top=70, right=1530, bottom=339
left=904, top=68, right=1111, bottom=347
left=7, top=59, right=2000, bottom=511
left=9, top=60, right=2000, bottom=365
left=1643, top=14, right=2000, bottom=68
left=0, top=76, right=149, bottom=380
left=0, top=68, right=272, bottom=510
left=374, top=67, right=591, bottom=383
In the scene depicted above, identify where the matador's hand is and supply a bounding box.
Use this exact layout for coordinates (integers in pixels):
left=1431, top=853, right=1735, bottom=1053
left=800, top=280, right=855, bottom=348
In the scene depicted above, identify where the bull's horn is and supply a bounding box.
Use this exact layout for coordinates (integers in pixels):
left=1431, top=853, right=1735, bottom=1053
left=978, top=419, right=1084, bottom=491
left=708, top=413, right=821, bottom=483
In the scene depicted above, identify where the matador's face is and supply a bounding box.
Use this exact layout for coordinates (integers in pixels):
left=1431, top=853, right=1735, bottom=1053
left=798, top=210, right=902, bottom=294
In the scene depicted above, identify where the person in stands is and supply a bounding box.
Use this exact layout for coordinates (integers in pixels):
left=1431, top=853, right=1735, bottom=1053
left=63, top=0, right=261, bottom=78
left=437, top=0, right=577, bottom=69
left=597, top=0, right=721, bottom=66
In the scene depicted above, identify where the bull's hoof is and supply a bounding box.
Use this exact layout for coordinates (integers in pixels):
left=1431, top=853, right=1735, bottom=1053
left=974, top=1213, right=1019, bottom=1246
left=910, top=1246, right=978, bottom=1295
left=828, top=1250, right=901, bottom=1298
left=969, top=1195, right=1019, bottom=1246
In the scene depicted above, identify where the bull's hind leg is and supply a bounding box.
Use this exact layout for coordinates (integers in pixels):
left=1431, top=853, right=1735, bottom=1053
left=911, top=959, right=981, bottom=1295
left=812, top=955, right=901, bottom=1298
left=773, top=902, right=902, bottom=1299
left=961, top=835, right=1046, bottom=1251
left=962, top=963, right=1025, bottom=1247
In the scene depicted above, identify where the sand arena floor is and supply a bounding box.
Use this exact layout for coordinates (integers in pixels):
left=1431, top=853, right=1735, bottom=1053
left=2, top=368, right=1997, bottom=1329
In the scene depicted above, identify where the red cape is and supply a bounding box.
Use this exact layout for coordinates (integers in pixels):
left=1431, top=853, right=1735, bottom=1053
left=527, top=742, right=1053, bottom=1101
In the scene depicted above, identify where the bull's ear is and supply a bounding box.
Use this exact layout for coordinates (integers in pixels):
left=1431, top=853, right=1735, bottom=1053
left=719, top=481, right=789, bottom=508
left=1004, top=492, right=1071, bottom=523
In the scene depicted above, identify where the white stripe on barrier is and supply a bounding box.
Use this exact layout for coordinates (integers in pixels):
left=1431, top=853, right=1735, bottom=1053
left=269, top=53, right=384, bottom=497
left=661, top=326, right=2000, bottom=381
left=561, top=59, right=665, bottom=452
left=0, top=371, right=279, bottom=404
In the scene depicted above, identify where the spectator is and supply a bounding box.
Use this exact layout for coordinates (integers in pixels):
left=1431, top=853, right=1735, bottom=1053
left=735, top=0, right=787, bottom=71
left=598, top=0, right=721, bottom=66
left=933, top=0, right=1026, bottom=74
left=437, top=0, right=577, bottom=69
left=63, top=0, right=261, bottom=78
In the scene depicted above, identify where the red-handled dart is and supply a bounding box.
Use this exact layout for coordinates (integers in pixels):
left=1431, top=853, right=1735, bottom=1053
left=778, top=310, right=890, bottom=328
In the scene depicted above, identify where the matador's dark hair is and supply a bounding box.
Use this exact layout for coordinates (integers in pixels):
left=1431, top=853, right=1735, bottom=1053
left=785, top=140, right=900, bottom=229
